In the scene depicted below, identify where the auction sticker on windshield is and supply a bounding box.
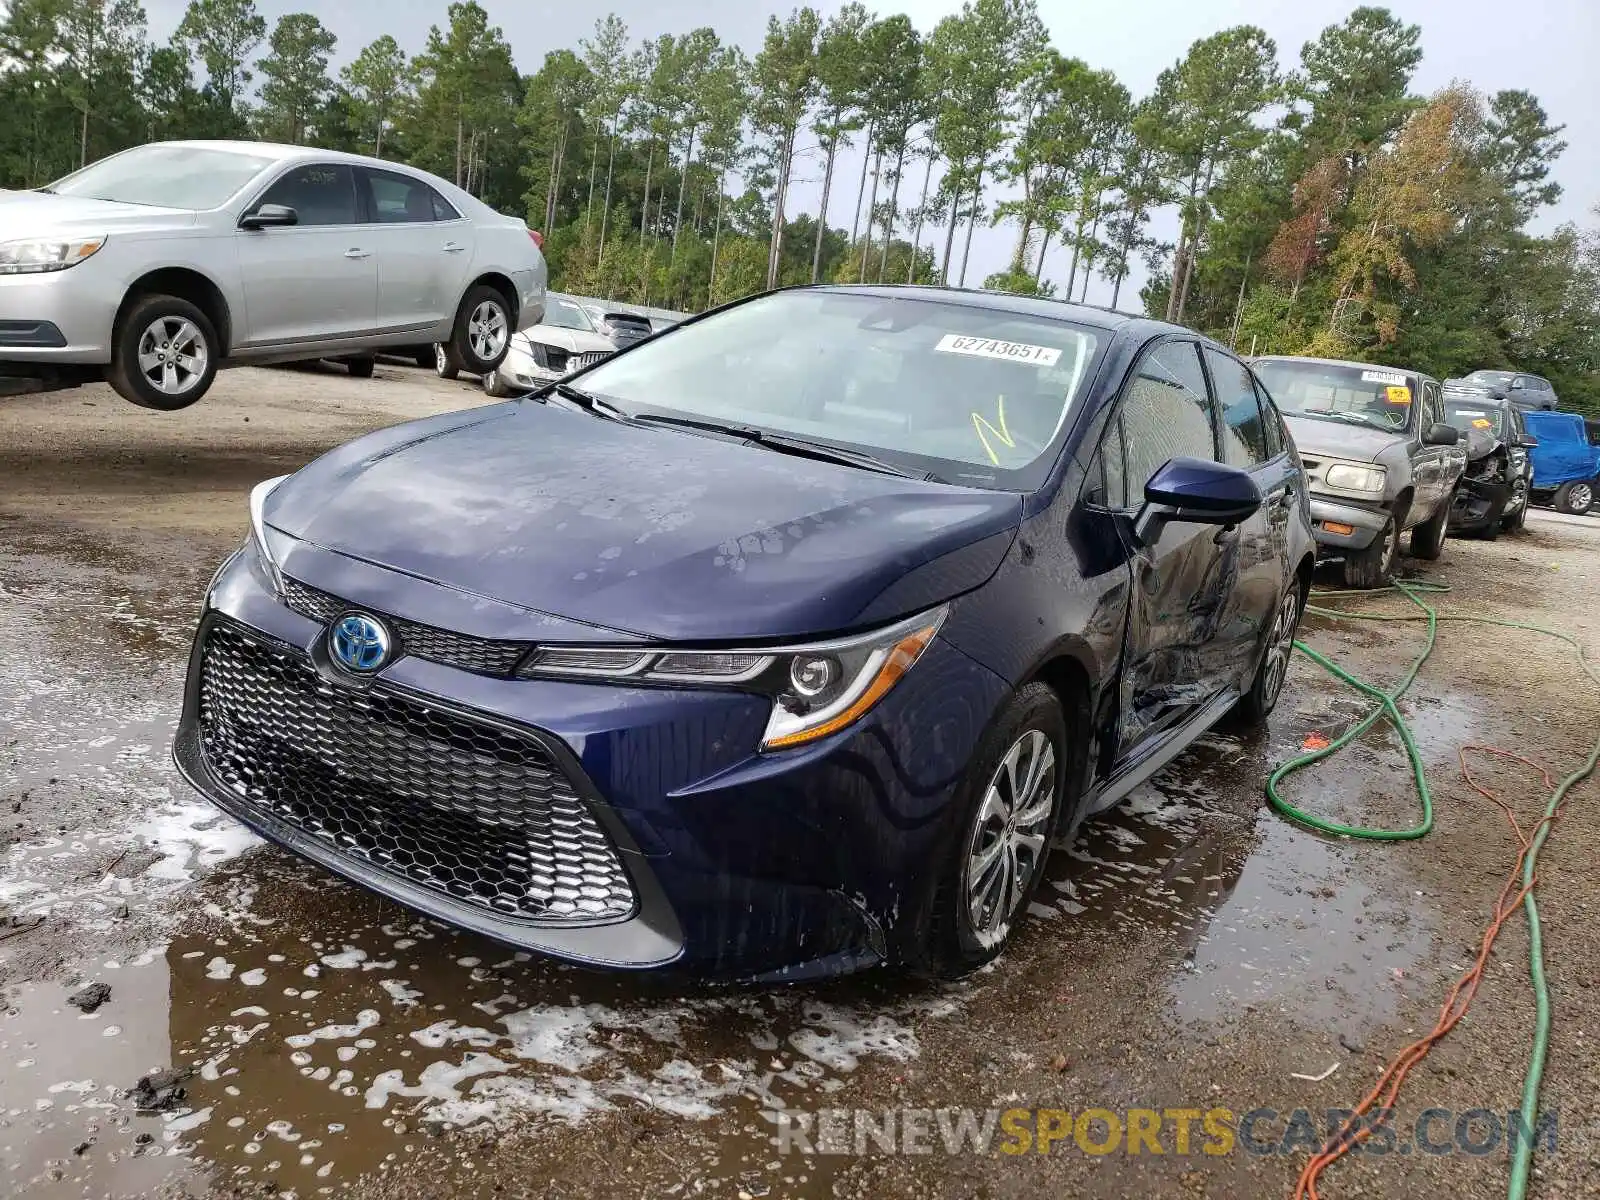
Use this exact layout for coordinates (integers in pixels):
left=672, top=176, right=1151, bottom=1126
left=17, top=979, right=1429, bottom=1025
left=1361, top=369, right=1407, bottom=386
left=936, top=334, right=1062, bottom=367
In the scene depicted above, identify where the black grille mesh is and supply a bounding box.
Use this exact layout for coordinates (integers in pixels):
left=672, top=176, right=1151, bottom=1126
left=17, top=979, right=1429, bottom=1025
left=281, top=577, right=531, bottom=677
left=197, top=619, right=636, bottom=924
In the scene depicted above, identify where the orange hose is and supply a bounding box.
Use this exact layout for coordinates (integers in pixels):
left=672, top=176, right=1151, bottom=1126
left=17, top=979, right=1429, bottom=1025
left=1292, top=747, right=1566, bottom=1200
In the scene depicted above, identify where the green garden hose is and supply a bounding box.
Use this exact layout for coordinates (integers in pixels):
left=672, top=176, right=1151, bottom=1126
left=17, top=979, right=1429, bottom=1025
left=1265, top=578, right=1600, bottom=1200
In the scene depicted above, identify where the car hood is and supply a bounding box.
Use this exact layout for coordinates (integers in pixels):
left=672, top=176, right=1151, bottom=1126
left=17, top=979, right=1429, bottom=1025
left=0, top=189, right=195, bottom=233
left=517, top=327, right=615, bottom=354
left=1281, top=412, right=1406, bottom=463
left=265, top=402, right=1023, bottom=642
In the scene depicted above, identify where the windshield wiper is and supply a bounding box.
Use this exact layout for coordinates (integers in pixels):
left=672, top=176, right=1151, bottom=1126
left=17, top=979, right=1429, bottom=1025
left=1300, top=408, right=1386, bottom=429
left=626, top=412, right=940, bottom=482
left=537, top=381, right=631, bottom=423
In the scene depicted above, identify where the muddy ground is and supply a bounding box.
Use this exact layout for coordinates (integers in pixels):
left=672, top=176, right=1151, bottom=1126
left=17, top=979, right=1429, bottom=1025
left=3, top=364, right=1599, bottom=1200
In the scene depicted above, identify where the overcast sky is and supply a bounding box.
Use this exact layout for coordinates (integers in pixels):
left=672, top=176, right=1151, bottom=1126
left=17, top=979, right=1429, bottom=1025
left=145, top=0, right=1599, bottom=311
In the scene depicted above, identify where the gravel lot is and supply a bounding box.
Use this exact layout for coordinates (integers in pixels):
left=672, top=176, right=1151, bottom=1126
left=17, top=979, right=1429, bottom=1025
left=2, top=365, right=1599, bottom=1199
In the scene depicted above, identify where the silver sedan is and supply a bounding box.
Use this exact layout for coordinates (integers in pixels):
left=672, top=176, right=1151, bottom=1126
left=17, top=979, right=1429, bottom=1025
left=0, top=140, right=547, bottom=410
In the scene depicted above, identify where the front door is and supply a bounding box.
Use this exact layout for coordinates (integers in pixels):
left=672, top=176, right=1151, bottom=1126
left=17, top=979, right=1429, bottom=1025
left=356, top=168, right=474, bottom=335
left=235, top=162, right=377, bottom=347
left=1113, top=339, right=1237, bottom=756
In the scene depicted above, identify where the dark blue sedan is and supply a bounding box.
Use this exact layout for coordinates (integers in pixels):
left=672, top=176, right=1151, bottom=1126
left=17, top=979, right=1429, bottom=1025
left=174, top=286, right=1315, bottom=980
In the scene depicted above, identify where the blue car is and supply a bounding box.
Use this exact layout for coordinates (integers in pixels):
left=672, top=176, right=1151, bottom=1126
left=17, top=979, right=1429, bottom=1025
left=174, top=286, right=1316, bottom=980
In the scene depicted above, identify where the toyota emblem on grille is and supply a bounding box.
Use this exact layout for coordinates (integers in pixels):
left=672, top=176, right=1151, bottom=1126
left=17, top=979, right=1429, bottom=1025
left=329, top=612, right=391, bottom=673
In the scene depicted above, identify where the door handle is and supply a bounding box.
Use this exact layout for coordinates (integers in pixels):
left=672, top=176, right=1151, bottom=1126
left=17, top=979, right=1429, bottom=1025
left=344, top=248, right=370, bottom=259
left=442, top=242, right=466, bottom=253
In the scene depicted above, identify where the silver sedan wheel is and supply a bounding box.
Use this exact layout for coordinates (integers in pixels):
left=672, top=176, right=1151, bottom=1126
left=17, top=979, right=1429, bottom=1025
left=1260, top=587, right=1300, bottom=706
left=963, top=729, right=1057, bottom=949
left=468, top=300, right=508, bottom=362
left=136, top=316, right=208, bottom=397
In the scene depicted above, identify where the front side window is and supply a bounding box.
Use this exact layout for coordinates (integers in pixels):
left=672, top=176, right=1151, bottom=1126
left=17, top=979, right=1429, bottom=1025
left=49, top=144, right=276, bottom=209
left=573, top=291, right=1106, bottom=491
left=363, top=169, right=443, bottom=224
left=257, top=164, right=357, bottom=226
left=1253, top=358, right=1416, bottom=434
left=1121, top=340, right=1218, bottom=499
left=1205, top=348, right=1269, bottom=467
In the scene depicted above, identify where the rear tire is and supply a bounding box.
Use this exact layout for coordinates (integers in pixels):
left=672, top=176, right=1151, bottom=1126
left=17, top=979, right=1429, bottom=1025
left=922, top=683, right=1070, bottom=978
left=1233, top=580, right=1305, bottom=726
left=106, top=293, right=219, bottom=412
left=442, top=283, right=513, bottom=376
left=344, top=356, right=375, bottom=379
left=1410, top=497, right=1450, bottom=560
left=1341, top=517, right=1398, bottom=589
left=433, top=343, right=458, bottom=380
left=413, top=347, right=434, bottom=370
left=480, top=368, right=510, bottom=398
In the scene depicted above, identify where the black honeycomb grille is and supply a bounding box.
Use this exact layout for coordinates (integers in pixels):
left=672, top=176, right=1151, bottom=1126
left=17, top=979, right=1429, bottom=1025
left=196, top=619, right=636, bottom=924
left=281, top=577, right=531, bottom=677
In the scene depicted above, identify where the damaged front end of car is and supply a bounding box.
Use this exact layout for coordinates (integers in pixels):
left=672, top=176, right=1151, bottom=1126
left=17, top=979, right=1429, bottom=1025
left=1449, top=426, right=1514, bottom=536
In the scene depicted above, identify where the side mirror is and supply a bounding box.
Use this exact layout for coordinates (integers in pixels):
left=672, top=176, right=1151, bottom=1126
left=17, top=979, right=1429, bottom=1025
left=1424, top=422, right=1461, bottom=446
left=1133, top=457, right=1263, bottom=546
left=240, top=203, right=298, bottom=230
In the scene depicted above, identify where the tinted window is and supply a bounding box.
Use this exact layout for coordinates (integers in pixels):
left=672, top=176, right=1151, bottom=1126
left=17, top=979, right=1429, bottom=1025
left=1205, top=348, right=1269, bottom=467
left=576, top=290, right=1105, bottom=491
left=1251, top=375, right=1285, bottom=457
left=258, top=164, right=357, bottom=226
left=364, top=169, right=442, bottom=224
left=51, top=144, right=275, bottom=208
left=432, top=192, right=460, bottom=221
left=1121, top=340, right=1218, bottom=497
left=1083, top=419, right=1126, bottom=509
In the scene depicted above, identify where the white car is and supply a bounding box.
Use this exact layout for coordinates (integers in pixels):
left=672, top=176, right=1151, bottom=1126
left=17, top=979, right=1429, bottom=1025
left=0, top=140, right=547, bottom=410
left=470, top=293, right=618, bottom=397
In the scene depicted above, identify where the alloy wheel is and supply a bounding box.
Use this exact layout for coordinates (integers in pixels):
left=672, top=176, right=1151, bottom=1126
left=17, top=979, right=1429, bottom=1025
left=468, top=300, right=508, bottom=362
left=136, top=316, right=208, bottom=397
left=1569, top=482, right=1593, bottom=513
left=963, top=729, right=1057, bottom=949
left=1261, top=588, right=1300, bottom=707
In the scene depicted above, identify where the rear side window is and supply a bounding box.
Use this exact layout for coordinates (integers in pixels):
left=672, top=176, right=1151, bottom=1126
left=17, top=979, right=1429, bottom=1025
left=432, top=192, right=461, bottom=221
left=364, top=169, right=446, bottom=224
left=1121, top=340, right=1218, bottom=498
left=257, top=163, right=357, bottom=226
left=1205, top=348, right=1270, bottom=467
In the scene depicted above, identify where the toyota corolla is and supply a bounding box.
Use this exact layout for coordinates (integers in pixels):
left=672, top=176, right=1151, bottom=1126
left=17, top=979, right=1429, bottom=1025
left=174, top=286, right=1315, bottom=980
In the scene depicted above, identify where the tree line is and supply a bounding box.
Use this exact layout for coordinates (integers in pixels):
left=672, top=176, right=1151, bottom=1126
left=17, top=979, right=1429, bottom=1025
left=2, top=0, right=1595, bottom=411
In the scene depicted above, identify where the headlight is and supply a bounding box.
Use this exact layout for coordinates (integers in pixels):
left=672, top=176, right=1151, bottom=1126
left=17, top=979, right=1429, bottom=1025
left=0, top=235, right=106, bottom=274
left=249, top=475, right=290, bottom=596
left=1324, top=463, right=1387, bottom=494
left=517, top=607, right=948, bottom=751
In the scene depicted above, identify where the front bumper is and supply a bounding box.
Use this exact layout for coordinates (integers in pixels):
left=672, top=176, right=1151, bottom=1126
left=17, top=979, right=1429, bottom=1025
left=1306, top=493, right=1388, bottom=551
left=0, top=255, right=125, bottom=363
left=173, top=545, right=1006, bottom=978
left=1449, top=475, right=1512, bottom=532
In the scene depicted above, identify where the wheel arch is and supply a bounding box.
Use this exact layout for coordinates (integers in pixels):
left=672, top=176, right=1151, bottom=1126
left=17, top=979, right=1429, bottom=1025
left=118, top=267, right=233, bottom=354
left=464, top=271, right=519, bottom=327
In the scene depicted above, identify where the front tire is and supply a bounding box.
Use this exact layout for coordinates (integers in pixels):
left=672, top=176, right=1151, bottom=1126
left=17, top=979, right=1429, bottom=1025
left=1342, top=517, right=1399, bottom=589
left=106, top=294, right=219, bottom=411
left=1555, top=481, right=1593, bottom=515
left=440, top=284, right=512, bottom=376
left=480, top=368, right=510, bottom=398
left=344, top=356, right=375, bottom=379
left=924, top=683, right=1069, bottom=977
left=1410, top=497, right=1450, bottom=560
left=1234, top=580, right=1305, bottom=726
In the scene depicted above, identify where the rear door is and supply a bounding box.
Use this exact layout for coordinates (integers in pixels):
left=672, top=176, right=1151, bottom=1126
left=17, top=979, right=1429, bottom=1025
left=1205, top=347, right=1291, bottom=679
left=1111, top=338, right=1237, bottom=755
left=235, top=162, right=377, bottom=346
left=356, top=168, right=474, bottom=334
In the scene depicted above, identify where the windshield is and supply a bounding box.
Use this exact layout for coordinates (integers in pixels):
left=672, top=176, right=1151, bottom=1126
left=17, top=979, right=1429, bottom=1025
left=569, top=290, right=1105, bottom=490
left=1445, top=401, right=1504, bottom=438
left=1253, top=359, right=1416, bottom=433
left=542, top=296, right=595, bottom=332
left=1465, top=370, right=1515, bottom=388
left=49, top=144, right=277, bottom=209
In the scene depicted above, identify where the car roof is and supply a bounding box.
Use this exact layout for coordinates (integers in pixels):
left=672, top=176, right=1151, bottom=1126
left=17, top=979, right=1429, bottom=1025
left=1252, top=353, right=1435, bottom=381
left=787, top=284, right=1203, bottom=340
left=145, top=140, right=462, bottom=180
